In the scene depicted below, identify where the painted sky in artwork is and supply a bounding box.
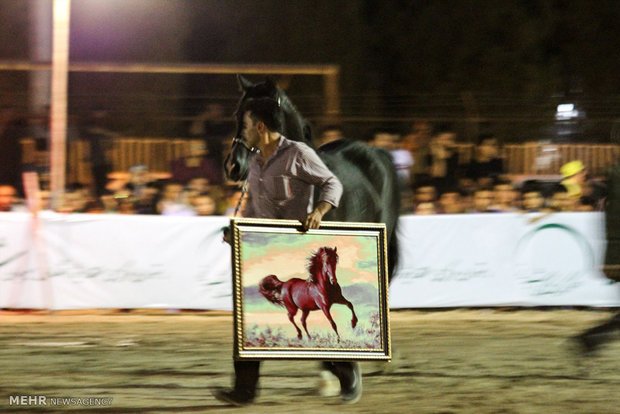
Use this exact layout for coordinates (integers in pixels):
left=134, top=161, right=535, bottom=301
left=240, top=230, right=379, bottom=288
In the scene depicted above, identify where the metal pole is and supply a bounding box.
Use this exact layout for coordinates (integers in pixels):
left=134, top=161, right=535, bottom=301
left=49, top=0, right=70, bottom=204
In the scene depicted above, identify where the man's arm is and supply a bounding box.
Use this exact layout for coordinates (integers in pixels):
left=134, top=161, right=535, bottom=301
left=303, top=200, right=333, bottom=230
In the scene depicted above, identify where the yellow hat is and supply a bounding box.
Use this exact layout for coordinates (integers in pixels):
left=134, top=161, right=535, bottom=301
left=560, top=160, right=585, bottom=178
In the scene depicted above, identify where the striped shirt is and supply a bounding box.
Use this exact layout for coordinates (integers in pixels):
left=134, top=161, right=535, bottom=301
left=243, top=136, right=342, bottom=220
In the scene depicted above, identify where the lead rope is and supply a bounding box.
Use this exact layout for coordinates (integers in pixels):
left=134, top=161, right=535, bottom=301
left=233, top=180, right=248, bottom=217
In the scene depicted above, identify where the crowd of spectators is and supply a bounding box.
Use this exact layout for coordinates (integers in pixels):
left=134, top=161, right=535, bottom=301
left=0, top=114, right=611, bottom=217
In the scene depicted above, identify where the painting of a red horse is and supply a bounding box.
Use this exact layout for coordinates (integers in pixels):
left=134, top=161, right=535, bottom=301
left=258, top=246, right=358, bottom=341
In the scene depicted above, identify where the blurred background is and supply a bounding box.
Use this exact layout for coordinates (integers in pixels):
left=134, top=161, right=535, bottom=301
left=1, top=0, right=620, bottom=210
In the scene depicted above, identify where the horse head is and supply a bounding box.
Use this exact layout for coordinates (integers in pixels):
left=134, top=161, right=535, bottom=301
left=317, top=246, right=339, bottom=285
left=225, top=75, right=312, bottom=182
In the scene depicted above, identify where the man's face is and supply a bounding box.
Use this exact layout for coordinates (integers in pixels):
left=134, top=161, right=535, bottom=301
left=0, top=186, right=16, bottom=211
left=242, top=111, right=261, bottom=149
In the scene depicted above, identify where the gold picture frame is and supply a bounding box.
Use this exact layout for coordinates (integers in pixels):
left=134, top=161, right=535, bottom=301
left=230, top=217, right=391, bottom=360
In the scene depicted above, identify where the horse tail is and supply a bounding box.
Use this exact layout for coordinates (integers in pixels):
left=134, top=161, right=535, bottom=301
left=258, top=275, right=285, bottom=306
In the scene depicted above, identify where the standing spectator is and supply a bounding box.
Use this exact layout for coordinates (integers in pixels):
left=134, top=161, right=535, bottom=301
left=466, top=134, right=504, bottom=185
left=0, top=107, right=26, bottom=195
left=80, top=108, right=117, bottom=197
left=370, top=128, right=414, bottom=212
left=428, top=127, right=459, bottom=192
left=404, top=120, right=432, bottom=184
left=171, top=140, right=223, bottom=187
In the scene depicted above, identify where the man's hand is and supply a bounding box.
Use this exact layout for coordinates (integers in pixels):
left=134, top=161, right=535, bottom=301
left=302, top=201, right=333, bottom=230
left=222, top=226, right=232, bottom=244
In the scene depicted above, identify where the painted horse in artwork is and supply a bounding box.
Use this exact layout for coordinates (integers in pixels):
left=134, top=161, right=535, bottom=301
left=258, top=246, right=357, bottom=340
left=225, top=76, right=400, bottom=281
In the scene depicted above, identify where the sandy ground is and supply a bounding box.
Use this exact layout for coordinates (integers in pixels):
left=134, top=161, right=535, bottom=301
left=0, top=308, right=618, bottom=413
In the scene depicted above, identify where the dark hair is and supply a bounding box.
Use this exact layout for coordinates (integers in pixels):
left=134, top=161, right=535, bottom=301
left=242, top=98, right=283, bottom=133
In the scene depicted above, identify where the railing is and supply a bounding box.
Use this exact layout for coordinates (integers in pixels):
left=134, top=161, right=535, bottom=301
left=20, top=138, right=620, bottom=187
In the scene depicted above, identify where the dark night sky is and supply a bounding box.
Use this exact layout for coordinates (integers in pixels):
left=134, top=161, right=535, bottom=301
left=2, top=0, right=620, bottom=139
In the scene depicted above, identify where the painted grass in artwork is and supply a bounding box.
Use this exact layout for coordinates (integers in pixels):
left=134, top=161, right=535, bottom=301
left=245, top=311, right=382, bottom=350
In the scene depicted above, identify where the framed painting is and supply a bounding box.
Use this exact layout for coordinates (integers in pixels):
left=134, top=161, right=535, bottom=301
left=230, top=217, right=391, bottom=360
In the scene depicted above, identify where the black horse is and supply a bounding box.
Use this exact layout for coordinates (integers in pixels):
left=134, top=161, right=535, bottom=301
left=225, top=76, right=400, bottom=281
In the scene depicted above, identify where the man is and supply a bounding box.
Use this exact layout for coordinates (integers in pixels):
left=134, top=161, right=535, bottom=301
left=572, top=160, right=620, bottom=355
left=0, top=184, right=17, bottom=212
left=213, top=98, right=362, bottom=406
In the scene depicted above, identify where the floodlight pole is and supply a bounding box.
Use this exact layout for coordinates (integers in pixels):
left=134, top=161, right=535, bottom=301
left=49, top=0, right=70, bottom=204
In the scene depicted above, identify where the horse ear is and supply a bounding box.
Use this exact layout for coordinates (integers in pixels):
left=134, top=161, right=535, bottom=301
left=334, top=247, right=337, bottom=253
left=237, top=75, right=254, bottom=91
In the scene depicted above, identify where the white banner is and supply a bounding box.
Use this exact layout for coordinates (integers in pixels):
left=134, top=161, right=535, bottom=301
left=0, top=212, right=618, bottom=309
left=390, top=213, right=619, bottom=307
left=0, top=212, right=233, bottom=310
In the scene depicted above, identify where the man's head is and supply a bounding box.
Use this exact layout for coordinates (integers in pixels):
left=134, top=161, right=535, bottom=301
left=317, top=125, right=343, bottom=147
left=0, top=185, right=16, bottom=212
left=241, top=98, right=283, bottom=148
left=560, top=160, right=587, bottom=184
left=473, top=189, right=494, bottom=212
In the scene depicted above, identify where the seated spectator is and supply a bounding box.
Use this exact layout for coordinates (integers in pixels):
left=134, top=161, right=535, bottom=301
left=548, top=186, right=579, bottom=211
left=0, top=184, right=18, bottom=212
left=521, top=190, right=547, bottom=212
left=99, top=190, right=119, bottom=213
left=470, top=189, right=494, bottom=213
left=223, top=186, right=248, bottom=217
left=171, top=140, right=222, bottom=187
left=157, top=181, right=196, bottom=216
left=316, top=124, right=345, bottom=148
left=437, top=189, right=464, bottom=214
left=560, top=160, right=587, bottom=200
left=414, top=201, right=437, bottom=215
left=412, top=185, right=437, bottom=213
left=55, top=183, right=94, bottom=213
left=192, top=192, right=219, bottom=216
left=466, top=134, right=504, bottom=184
left=488, top=183, right=520, bottom=212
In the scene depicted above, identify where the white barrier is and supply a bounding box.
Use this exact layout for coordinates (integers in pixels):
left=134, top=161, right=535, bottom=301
left=0, top=212, right=618, bottom=310
left=390, top=213, right=618, bottom=308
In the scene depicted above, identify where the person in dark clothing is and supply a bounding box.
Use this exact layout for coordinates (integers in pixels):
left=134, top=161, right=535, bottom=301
left=572, top=160, right=620, bottom=355
left=0, top=108, right=26, bottom=196
left=466, top=134, right=504, bottom=185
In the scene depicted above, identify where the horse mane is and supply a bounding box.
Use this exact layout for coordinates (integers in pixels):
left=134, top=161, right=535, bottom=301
left=307, top=247, right=337, bottom=284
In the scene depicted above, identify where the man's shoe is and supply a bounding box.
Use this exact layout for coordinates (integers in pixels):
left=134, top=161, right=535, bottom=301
left=318, top=370, right=340, bottom=397
left=211, top=388, right=254, bottom=407
left=340, top=363, right=362, bottom=404
left=571, top=333, right=599, bottom=357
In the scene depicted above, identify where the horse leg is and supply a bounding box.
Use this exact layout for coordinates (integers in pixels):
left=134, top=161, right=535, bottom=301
left=300, top=309, right=312, bottom=340
left=286, top=308, right=303, bottom=340
left=320, top=305, right=340, bottom=341
left=333, top=293, right=358, bottom=329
